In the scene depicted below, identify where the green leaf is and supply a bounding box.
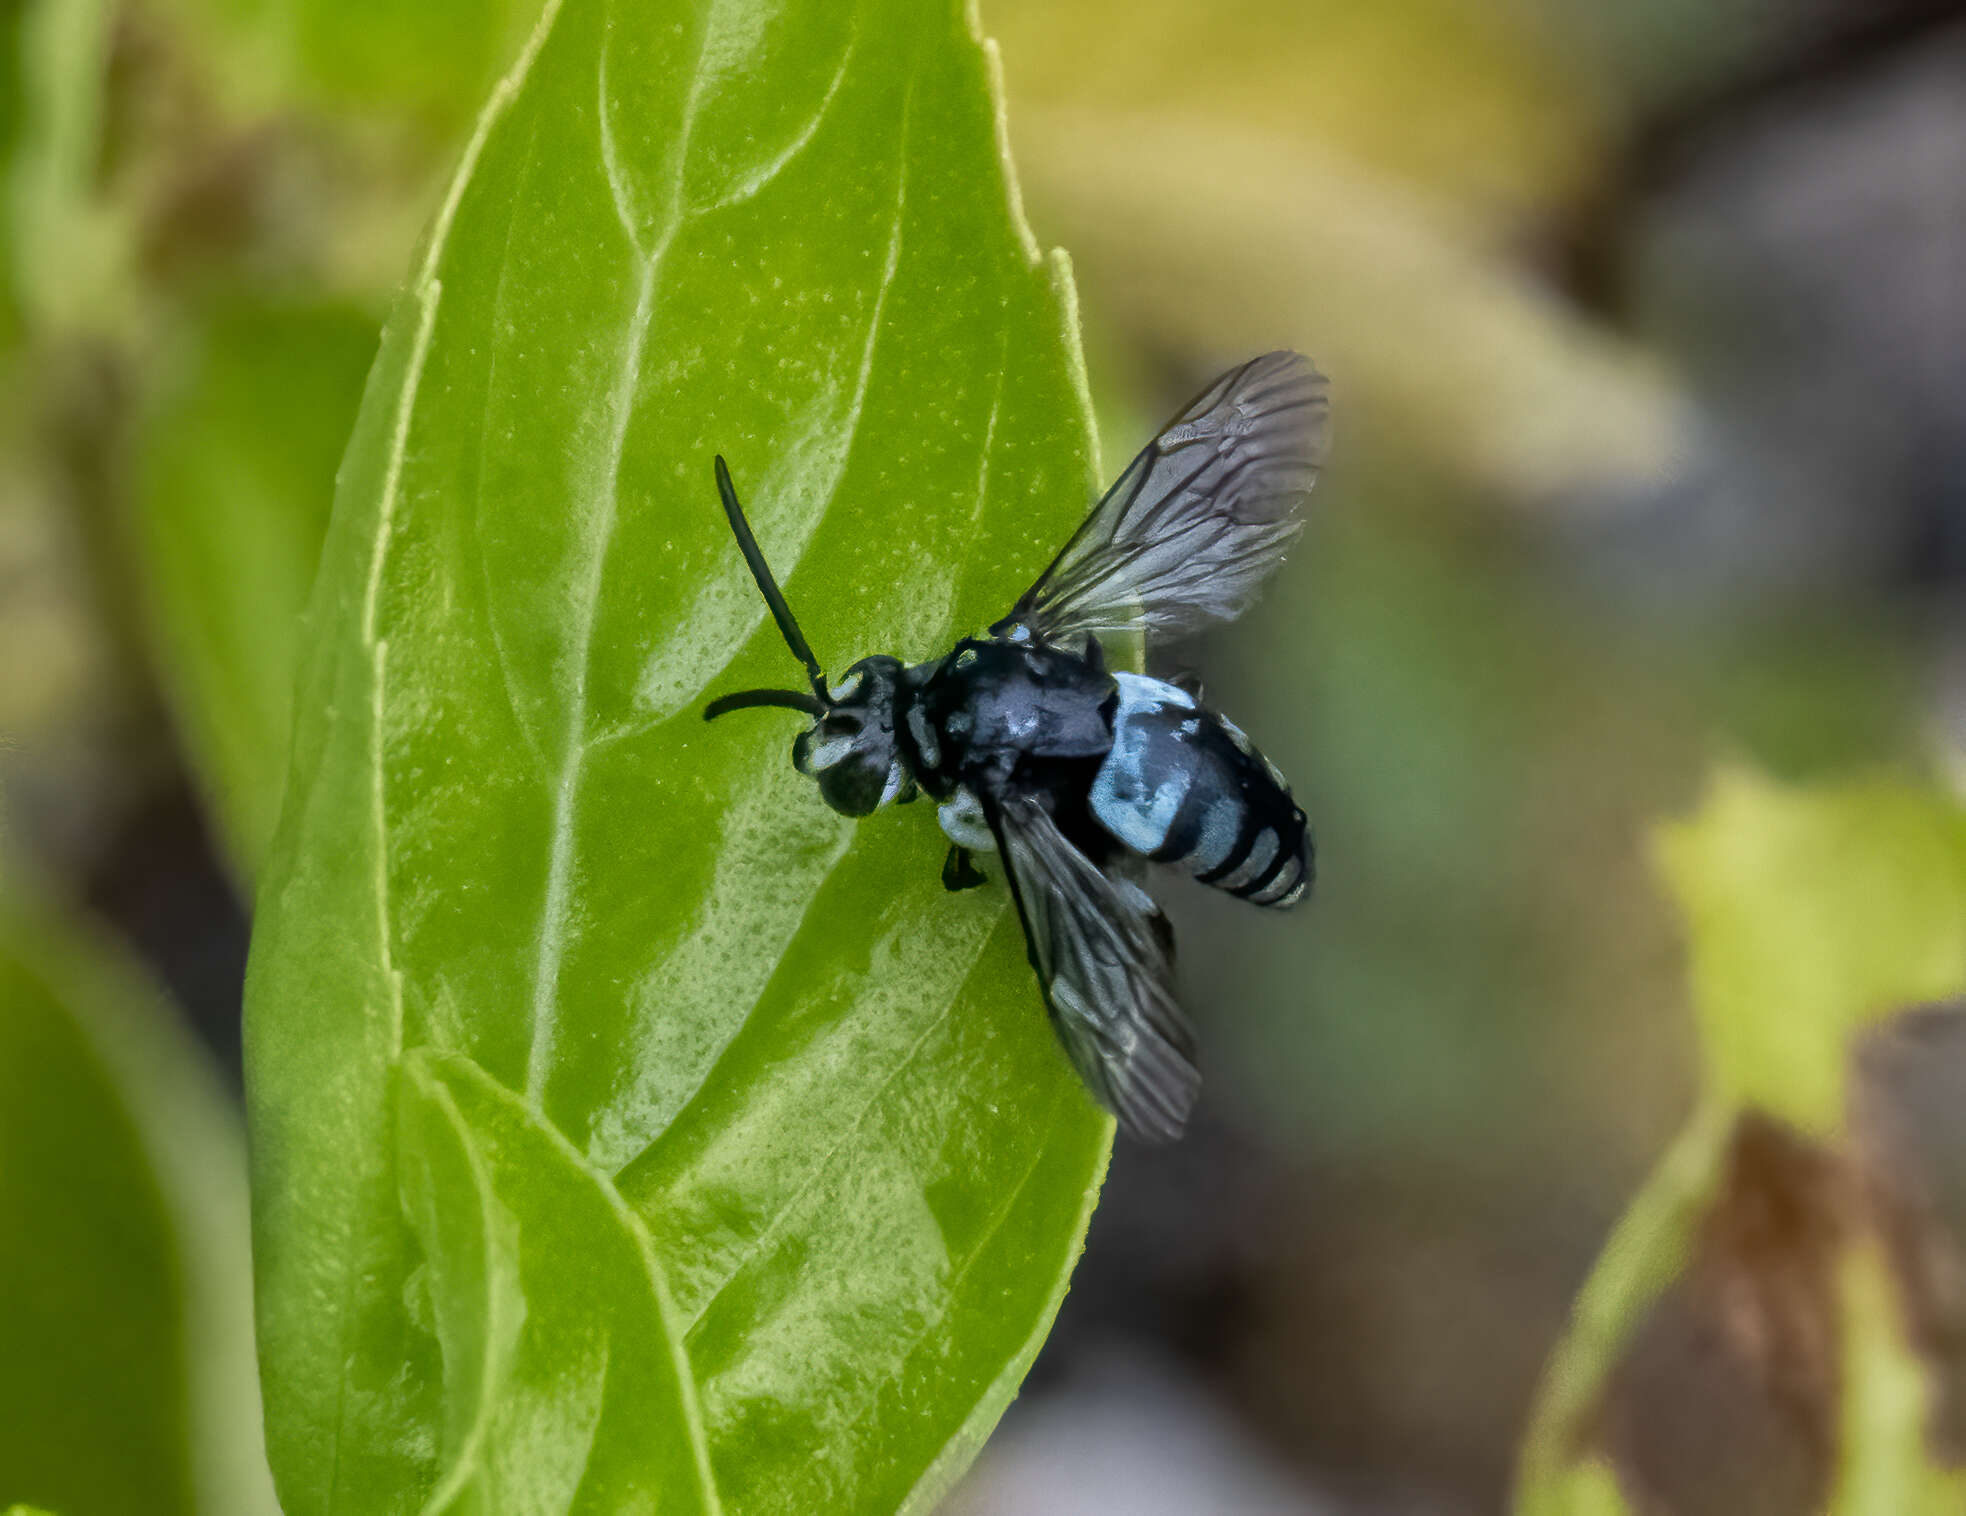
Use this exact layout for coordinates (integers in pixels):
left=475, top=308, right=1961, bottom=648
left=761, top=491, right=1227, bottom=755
left=1527, top=1461, right=1636, bottom=1516
left=1513, top=1099, right=1732, bottom=1516
left=397, top=1050, right=719, bottom=1512
left=245, top=0, right=1109, bottom=1512
left=1832, top=1241, right=1966, bottom=1516
left=131, top=297, right=380, bottom=874
left=1654, top=766, right=1966, bottom=1133
left=0, top=885, right=275, bottom=1516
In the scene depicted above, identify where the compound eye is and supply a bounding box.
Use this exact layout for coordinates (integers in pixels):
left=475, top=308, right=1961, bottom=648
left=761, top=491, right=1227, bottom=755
left=817, top=752, right=889, bottom=817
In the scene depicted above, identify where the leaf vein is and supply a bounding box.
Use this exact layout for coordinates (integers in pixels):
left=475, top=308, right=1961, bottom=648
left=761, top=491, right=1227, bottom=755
left=525, top=0, right=720, bottom=1105
left=967, top=333, right=1007, bottom=535
left=681, top=948, right=973, bottom=1334
left=822, top=1082, right=1070, bottom=1439
left=590, top=37, right=916, bottom=752
left=694, top=32, right=856, bottom=217
left=407, top=1071, right=508, bottom=1516
left=595, top=29, right=645, bottom=258
left=525, top=248, right=659, bottom=1105
left=474, top=118, right=551, bottom=768
left=419, top=1058, right=727, bottom=1511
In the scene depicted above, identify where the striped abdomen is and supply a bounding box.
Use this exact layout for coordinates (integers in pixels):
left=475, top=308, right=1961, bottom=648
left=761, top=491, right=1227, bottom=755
left=1088, top=673, right=1312, bottom=908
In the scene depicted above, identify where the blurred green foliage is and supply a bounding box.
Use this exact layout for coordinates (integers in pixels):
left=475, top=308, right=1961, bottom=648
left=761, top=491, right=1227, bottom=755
left=0, top=5, right=23, bottom=345
left=0, top=884, right=272, bottom=1516
left=183, top=0, right=536, bottom=125
left=2, top=0, right=540, bottom=876
left=131, top=296, right=376, bottom=868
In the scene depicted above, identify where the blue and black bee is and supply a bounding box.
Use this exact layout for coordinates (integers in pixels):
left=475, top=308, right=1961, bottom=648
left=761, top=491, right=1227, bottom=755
left=706, top=352, right=1329, bottom=1141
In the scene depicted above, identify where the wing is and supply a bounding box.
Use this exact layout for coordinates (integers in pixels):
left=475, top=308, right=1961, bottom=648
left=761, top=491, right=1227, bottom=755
left=988, top=791, right=1200, bottom=1142
left=996, top=351, right=1329, bottom=646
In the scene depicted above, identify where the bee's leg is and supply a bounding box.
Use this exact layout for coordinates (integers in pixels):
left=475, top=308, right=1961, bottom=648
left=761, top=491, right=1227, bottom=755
left=942, top=845, right=989, bottom=892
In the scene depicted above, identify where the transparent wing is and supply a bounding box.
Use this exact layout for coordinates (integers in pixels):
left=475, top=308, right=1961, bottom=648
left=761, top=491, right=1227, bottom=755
left=988, top=791, right=1199, bottom=1142
left=997, top=351, right=1329, bottom=646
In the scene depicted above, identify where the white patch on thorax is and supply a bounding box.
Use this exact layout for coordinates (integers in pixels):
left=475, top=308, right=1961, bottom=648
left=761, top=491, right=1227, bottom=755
left=938, top=787, right=996, bottom=850
left=905, top=703, right=940, bottom=770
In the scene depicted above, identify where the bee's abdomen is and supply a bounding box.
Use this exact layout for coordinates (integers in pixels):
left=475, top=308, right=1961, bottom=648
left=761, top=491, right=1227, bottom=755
left=1190, top=789, right=1311, bottom=906
left=1088, top=674, right=1313, bottom=909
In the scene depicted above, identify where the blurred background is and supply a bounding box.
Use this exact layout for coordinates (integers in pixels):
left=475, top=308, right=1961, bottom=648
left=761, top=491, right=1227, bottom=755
left=3, top=0, right=1964, bottom=1512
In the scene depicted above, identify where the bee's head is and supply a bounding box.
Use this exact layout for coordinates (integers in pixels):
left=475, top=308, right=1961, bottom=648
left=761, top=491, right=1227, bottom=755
left=701, top=458, right=914, bottom=818
left=790, top=656, right=909, bottom=816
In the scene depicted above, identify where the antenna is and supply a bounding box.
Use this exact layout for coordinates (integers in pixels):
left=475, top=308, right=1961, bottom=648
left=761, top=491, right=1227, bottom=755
left=704, top=455, right=832, bottom=723
left=715, top=456, right=827, bottom=699
left=704, top=687, right=828, bottom=721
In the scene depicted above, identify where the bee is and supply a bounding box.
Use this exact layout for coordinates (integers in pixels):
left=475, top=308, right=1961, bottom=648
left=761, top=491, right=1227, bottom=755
left=705, top=352, right=1329, bottom=1141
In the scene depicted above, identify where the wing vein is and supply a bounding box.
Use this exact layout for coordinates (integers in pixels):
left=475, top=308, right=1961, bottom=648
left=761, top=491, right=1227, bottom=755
left=990, top=794, right=1199, bottom=1141
left=999, top=351, right=1329, bottom=646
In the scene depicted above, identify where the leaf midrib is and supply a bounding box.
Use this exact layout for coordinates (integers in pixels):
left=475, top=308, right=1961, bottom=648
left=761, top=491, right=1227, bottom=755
left=405, top=1053, right=727, bottom=1513
left=522, top=0, right=712, bottom=1105
left=523, top=3, right=919, bottom=1106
